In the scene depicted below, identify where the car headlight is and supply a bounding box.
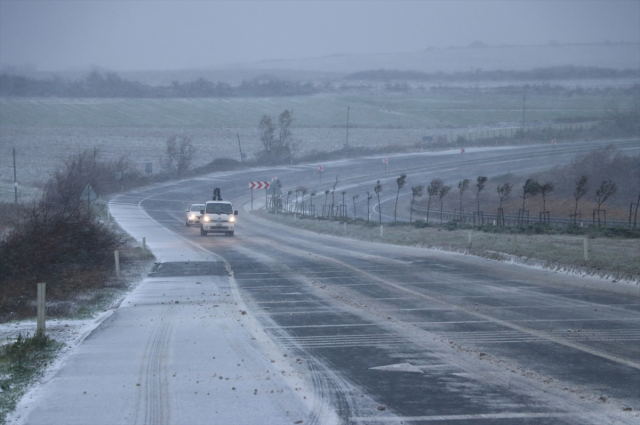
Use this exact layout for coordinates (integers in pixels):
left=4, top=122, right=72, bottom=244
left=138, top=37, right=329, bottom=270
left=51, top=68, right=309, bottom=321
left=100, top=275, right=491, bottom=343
left=190, top=214, right=196, bottom=219
left=229, top=216, right=235, bottom=223
left=203, top=216, right=210, bottom=222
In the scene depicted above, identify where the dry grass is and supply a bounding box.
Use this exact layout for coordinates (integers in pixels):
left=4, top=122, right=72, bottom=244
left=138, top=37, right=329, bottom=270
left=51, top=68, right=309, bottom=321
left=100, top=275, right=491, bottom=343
left=256, top=211, right=640, bottom=282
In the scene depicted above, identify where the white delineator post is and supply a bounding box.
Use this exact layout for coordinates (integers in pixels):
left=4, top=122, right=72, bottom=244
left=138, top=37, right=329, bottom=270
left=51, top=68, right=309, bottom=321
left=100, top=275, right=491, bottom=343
left=37, top=283, right=46, bottom=335
left=114, top=250, right=120, bottom=278
left=142, top=237, right=147, bottom=256
left=583, top=237, right=589, bottom=261
left=380, top=225, right=384, bottom=238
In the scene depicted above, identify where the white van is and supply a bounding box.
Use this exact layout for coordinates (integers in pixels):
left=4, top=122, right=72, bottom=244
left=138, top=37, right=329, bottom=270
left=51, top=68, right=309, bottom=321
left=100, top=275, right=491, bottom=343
left=200, top=200, right=238, bottom=236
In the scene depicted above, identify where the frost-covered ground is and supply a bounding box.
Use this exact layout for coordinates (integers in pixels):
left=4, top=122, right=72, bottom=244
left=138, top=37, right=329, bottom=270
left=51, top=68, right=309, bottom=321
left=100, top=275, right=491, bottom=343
left=3, top=196, right=340, bottom=425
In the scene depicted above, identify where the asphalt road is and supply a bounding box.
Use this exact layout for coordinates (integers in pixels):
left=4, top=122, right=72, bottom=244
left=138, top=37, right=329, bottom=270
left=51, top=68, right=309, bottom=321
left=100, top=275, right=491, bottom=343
left=16, top=140, right=640, bottom=425
left=123, top=140, right=639, bottom=424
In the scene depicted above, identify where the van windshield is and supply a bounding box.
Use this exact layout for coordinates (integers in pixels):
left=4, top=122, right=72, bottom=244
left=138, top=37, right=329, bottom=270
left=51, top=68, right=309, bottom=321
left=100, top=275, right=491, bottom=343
left=206, top=203, right=233, bottom=214
left=191, top=204, right=204, bottom=211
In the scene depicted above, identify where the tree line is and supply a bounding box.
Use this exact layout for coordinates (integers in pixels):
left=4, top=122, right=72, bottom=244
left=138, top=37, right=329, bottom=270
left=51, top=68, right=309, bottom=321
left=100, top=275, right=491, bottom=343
left=3, top=66, right=639, bottom=98
left=0, top=71, right=318, bottom=98
left=277, top=166, right=638, bottom=229
left=345, top=66, right=640, bottom=83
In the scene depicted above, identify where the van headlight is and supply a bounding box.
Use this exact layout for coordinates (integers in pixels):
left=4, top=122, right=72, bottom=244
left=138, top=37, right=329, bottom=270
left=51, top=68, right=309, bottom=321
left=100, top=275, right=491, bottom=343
left=229, top=216, right=235, bottom=223
left=190, top=214, right=196, bottom=219
left=203, top=216, right=210, bottom=222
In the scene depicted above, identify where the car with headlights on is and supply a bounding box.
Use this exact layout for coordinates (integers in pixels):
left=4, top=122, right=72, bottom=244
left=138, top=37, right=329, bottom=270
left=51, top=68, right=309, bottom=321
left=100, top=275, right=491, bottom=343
left=185, top=203, right=205, bottom=226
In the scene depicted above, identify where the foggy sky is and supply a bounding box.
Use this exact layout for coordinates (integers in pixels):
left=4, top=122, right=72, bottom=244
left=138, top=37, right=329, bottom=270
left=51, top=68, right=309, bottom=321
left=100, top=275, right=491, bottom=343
left=1, top=0, right=639, bottom=72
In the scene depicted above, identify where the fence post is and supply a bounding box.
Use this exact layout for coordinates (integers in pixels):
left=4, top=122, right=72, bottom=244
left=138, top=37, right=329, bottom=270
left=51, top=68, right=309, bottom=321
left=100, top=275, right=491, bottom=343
left=37, top=283, right=46, bottom=335
left=583, top=238, right=589, bottom=261
left=114, top=250, right=120, bottom=278
left=142, top=237, right=146, bottom=256
left=468, top=231, right=472, bottom=246
left=344, top=222, right=347, bottom=232
left=380, top=225, right=384, bottom=238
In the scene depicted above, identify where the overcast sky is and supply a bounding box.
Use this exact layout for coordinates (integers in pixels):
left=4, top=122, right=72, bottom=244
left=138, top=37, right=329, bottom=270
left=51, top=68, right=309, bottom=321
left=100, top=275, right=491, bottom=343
left=1, top=0, right=638, bottom=72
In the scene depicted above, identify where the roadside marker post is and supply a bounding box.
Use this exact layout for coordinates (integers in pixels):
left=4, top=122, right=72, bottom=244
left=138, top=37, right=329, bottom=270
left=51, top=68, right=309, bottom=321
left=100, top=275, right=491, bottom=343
left=37, top=283, right=46, bottom=336
left=382, top=158, right=387, bottom=172
left=249, top=181, right=270, bottom=211
left=142, top=237, right=146, bottom=256
left=318, top=165, right=323, bottom=183
left=380, top=225, right=384, bottom=238
left=114, top=250, right=120, bottom=278
left=584, top=237, right=589, bottom=261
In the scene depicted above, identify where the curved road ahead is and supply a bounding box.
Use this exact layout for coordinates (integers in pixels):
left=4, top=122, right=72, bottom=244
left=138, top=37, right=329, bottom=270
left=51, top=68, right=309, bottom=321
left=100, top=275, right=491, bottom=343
left=18, top=140, right=640, bottom=425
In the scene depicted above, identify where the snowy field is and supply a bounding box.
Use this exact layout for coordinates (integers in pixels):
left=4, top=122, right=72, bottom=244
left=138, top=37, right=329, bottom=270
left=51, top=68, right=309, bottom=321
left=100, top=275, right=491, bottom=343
left=1, top=88, right=636, bottom=190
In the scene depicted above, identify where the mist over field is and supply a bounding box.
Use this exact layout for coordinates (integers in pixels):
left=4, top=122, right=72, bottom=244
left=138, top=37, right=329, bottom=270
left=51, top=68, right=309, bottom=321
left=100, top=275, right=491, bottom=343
left=0, top=1, right=638, bottom=196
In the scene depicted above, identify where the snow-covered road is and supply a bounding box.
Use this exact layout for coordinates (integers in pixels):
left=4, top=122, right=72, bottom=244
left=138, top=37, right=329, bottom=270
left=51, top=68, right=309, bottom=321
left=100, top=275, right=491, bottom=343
left=9, top=140, right=640, bottom=424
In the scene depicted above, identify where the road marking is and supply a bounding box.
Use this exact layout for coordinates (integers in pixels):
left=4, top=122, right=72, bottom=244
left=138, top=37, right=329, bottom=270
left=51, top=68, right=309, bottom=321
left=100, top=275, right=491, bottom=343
left=278, top=333, right=408, bottom=349
left=350, top=412, right=576, bottom=422
left=267, top=242, right=640, bottom=370
left=265, top=323, right=378, bottom=329
left=369, top=363, right=424, bottom=373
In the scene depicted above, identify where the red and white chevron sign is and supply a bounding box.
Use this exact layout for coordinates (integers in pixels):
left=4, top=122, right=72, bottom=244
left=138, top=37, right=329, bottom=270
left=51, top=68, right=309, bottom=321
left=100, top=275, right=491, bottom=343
left=249, top=181, right=270, bottom=189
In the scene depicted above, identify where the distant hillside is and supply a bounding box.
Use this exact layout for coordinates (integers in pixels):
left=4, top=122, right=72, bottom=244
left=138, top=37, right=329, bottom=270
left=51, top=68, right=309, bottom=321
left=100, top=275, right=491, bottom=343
left=222, top=43, right=640, bottom=74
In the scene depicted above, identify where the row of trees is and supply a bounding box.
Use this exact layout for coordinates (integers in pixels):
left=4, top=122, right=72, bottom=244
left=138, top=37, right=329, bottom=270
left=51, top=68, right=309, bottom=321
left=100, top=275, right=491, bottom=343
left=345, top=66, right=640, bottom=83
left=4, top=67, right=638, bottom=98
left=0, top=71, right=318, bottom=98
left=279, top=172, right=631, bottom=228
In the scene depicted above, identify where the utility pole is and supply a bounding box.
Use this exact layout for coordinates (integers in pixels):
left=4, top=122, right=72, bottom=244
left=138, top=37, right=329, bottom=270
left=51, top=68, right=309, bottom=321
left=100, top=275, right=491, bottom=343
left=236, top=133, right=244, bottom=163
left=522, top=94, right=526, bottom=137
left=13, top=147, right=18, bottom=203
left=345, top=105, right=350, bottom=148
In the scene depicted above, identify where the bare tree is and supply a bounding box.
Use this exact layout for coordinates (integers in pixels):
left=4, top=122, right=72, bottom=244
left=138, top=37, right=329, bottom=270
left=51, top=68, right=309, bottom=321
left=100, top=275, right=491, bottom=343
left=331, top=177, right=338, bottom=212
left=374, top=180, right=383, bottom=224
left=259, top=115, right=275, bottom=154
left=163, top=136, right=196, bottom=177
left=457, top=178, right=470, bottom=221
left=277, top=109, right=293, bottom=149
left=438, top=184, right=451, bottom=223
left=633, top=192, right=640, bottom=228
left=520, top=179, right=541, bottom=223
left=572, top=175, right=588, bottom=225
left=286, top=190, right=292, bottom=212
left=323, top=189, right=330, bottom=214
left=352, top=194, right=359, bottom=220
left=309, top=190, right=316, bottom=215
left=521, top=179, right=540, bottom=211
left=409, top=185, right=424, bottom=222
left=539, top=182, right=554, bottom=214
left=594, top=180, right=617, bottom=227
left=497, top=182, right=512, bottom=225
left=475, top=176, right=488, bottom=215
left=394, top=173, right=407, bottom=222
left=497, top=183, right=513, bottom=209
left=258, top=110, right=294, bottom=163
left=425, top=179, right=443, bottom=223
left=300, top=187, right=307, bottom=214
